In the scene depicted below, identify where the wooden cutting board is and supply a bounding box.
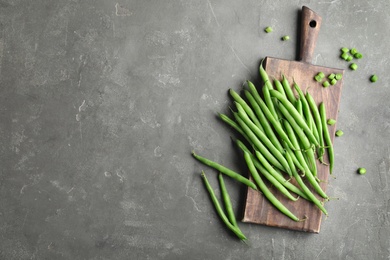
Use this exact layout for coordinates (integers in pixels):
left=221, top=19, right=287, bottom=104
left=242, top=6, right=344, bottom=233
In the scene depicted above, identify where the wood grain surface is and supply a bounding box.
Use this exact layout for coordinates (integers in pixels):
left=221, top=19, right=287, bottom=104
left=242, top=57, right=344, bottom=233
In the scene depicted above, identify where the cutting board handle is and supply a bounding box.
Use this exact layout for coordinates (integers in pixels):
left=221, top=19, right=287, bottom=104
left=299, top=6, right=322, bottom=63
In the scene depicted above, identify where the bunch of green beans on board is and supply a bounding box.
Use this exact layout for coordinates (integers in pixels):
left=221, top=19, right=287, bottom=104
left=193, top=60, right=335, bottom=240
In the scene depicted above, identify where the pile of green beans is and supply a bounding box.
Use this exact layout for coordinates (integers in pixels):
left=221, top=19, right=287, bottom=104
left=193, top=60, right=336, bottom=238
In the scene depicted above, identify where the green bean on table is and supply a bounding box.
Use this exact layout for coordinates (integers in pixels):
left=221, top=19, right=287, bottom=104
left=192, top=151, right=257, bottom=190
left=319, top=102, right=334, bottom=174
left=218, top=173, right=238, bottom=227
left=201, top=171, right=247, bottom=240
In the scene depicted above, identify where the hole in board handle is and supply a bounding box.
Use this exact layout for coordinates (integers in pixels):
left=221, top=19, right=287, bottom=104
left=309, top=20, right=317, bottom=28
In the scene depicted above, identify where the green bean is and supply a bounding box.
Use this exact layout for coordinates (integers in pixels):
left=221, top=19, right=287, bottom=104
left=286, top=152, right=328, bottom=215
left=327, top=119, right=336, bottom=125
left=219, top=113, right=249, bottom=141
left=234, top=138, right=309, bottom=200
left=201, top=171, right=247, bottom=240
left=254, top=150, right=299, bottom=201
left=319, top=103, right=334, bottom=174
left=264, top=26, right=273, bottom=33
left=244, top=89, right=284, bottom=153
left=270, top=90, right=319, bottom=146
left=350, top=63, right=358, bottom=70
left=229, top=89, right=263, bottom=132
left=305, top=92, right=325, bottom=162
left=346, top=55, right=353, bottom=62
left=330, top=78, right=337, bottom=85
left=283, top=120, right=328, bottom=199
left=328, top=73, right=335, bottom=80
left=243, top=151, right=300, bottom=221
left=274, top=78, right=286, bottom=98
left=293, top=82, right=313, bottom=131
left=276, top=102, right=318, bottom=176
left=354, top=52, right=363, bottom=59
left=340, top=47, right=349, bottom=53
left=295, top=98, right=303, bottom=117
left=335, top=73, right=342, bottom=80
left=246, top=82, right=295, bottom=149
left=322, top=81, right=330, bottom=88
left=282, top=35, right=290, bottom=41
left=370, top=75, right=378, bottom=83
left=340, top=52, right=349, bottom=60
left=335, top=130, right=344, bottom=137
left=233, top=113, right=286, bottom=172
left=350, top=48, right=357, bottom=55
left=218, top=173, right=237, bottom=227
left=358, top=168, right=366, bottom=175
left=281, top=74, right=297, bottom=104
left=235, top=102, right=292, bottom=176
left=259, top=60, right=273, bottom=90
left=263, top=84, right=279, bottom=121
left=192, top=151, right=257, bottom=190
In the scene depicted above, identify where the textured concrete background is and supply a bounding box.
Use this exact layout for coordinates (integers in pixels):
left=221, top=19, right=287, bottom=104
left=1, top=0, right=389, bottom=259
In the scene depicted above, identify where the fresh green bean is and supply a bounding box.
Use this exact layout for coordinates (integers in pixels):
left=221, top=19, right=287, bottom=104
left=370, top=75, right=378, bottom=83
left=244, top=89, right=284, bottom=153
left=354, top=52, right=363, bottom=59
left=235, top=102, right=292, bottom=176
left=233, top=113, right=286, bottom=172
left=246, top=82, right=295, bottom=149
left=335, top=73, right=342, bottom=80
left=270, top=90, right=319, bottom=146
left=283, top=120, right=328, bottom=199
left=305, top=92, right=325, bottom=162
left=274, top=78, right=286, bottom=98
left=286, top=152, right=328, bottom=215
left=327, top=119, right=336, bottom=125
left=218, top=173, right=237, bottom=227
left=234, top=139, right=309, bottom=200
left=263, top=84, right=279, bottom=121
left=350, top=63, right=358, bottom=70
left=229, top=88, right=263, bottom=132
left=340, top=47, right=349, bottom=53
left=276, top=101, right=317, bottom=176
left=350, top=48, right=357, bottom=55
left=322, top=81, right=330, bottom=88
left=265, top=26, right=273, bottom=33
left=319, top=103, right=334, bottom=174
left=282, top=35, right=290, bottom=41
left=281, top=75, right=297, bottom=104
left=346, top=55, right=353, bottom=62
left=358, top=168, right=366, bottom=175
left=201, top=171, right=247, bottom=240
left=254, top=150, right=299, bottom=201
left=219, top=113, right=251, bottom=143
left=330, top=78, right=337, bottom=85
left=335, top=130, right=344, bottom=137
left=295, top=98, right=303, bottom=117
left=192, top=151, right=257, bottom=190
left=328, top=73, right=335, bottom=80
left=243, top=151, right=300, bottom=221
left=259, top=60, right=273, bottom=90
left=293, top=82, right=313, bottom=130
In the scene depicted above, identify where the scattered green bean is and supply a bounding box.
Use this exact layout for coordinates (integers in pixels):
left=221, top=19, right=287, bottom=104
left=330, top=78, right=337, bottom=85
left=201, top=171, right=247, bottom=240
left=282, top=35, right=290, bottom=41
left=243, top=151, right=301, bottom=221
left=335, top=130, right=344, bottom=137
left=358, top=168, right=366, bottom=175
left=328, top=73, right=335, bottom=80
left=319, top=103, right=334, bottom=174
left=192, top=151, right=257, bottom=190
left=340, top=52, right=349, bottom=60
left=322, top=81, right=330, bottom=88
left=346, top=55, right=353, bottom=62
left=317, top=72, right=325, bottom=78
left=350, top=48, right=357, bottom=55
left=327, top=119, right=336, bottom=125
left=335, top=73, right=343, bottom=80
left=218, top=173, right=237, bottom=227
left=354, top=52, right=363, bottom=59
left=350, top=63, right=358, bottom=70
left=265, top=26, right=273, bottom=33
left=370, top=75, right=378, bottom=82
left=341, top=47, right=349, bottom=53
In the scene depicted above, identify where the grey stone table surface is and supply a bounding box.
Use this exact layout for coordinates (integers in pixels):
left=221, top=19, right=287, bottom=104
left=1, top=0, right=389, bottom=259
